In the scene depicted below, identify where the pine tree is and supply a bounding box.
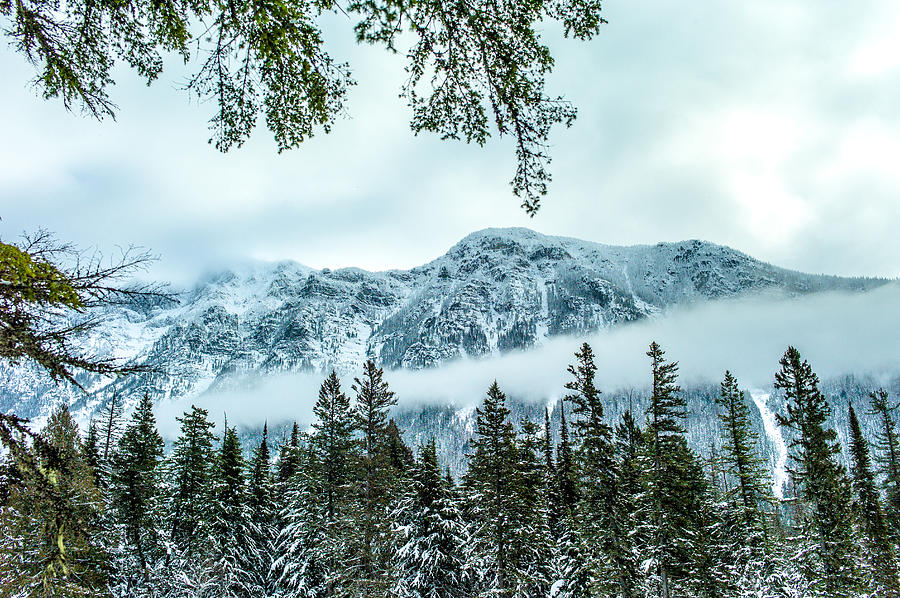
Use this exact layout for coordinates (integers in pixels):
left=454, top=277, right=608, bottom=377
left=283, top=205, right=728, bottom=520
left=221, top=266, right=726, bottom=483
left=83, top=420, right=103, bottom=488
left=351, top=359, right=400, bottom=594
left=393, top=438, right=468, bottom=598
left=273, top=371, right=357, bottom=597
left=870, top=388, right=900, bottom=539
left=0, top=405, right=112, bottom=597
left=556, top=400, right=577, bottom=519
left=464, top=381, right=518, bottom=597
left=564, top=342, right=635, bottom=597
left=847, top=402, right=899, bottom=595
left=713, top=371, right=769, bottom=541
left=510, top=419, right=554, bottom=596
left=168, top=404, right=216, bottom=555
left=542, top=407, right=562, bottom=540
left=276, top=421, right=303, bottom=485
left=245, top=423, right=277, bottom=595
left=775, top=346, right=858, bottom=595
left=639, top=341, right=707, bottom=598
left=110, top=393, right=165, bottom=587
left=203, top=422, right=250, bottom=596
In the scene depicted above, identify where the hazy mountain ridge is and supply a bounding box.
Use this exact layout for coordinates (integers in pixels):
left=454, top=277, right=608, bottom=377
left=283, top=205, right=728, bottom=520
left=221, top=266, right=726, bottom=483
left=0, top=227, right=887, bottom=423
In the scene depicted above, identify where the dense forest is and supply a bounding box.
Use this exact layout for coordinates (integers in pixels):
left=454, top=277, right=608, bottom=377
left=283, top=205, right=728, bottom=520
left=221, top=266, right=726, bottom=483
left=1, top=342, right=898, bottom=598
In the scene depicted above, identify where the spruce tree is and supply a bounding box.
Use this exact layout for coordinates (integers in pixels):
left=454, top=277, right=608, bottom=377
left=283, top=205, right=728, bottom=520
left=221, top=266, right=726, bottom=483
left=464, top=381, right=519, bottom=597
left=564, top=342, right=635, bottom=597
left=847, top=402, right=899, bottom=595
left=775, top=346, right=858, bottom=595
left=168, top=405, right=216, bottom=555
left=639, top=341, right=707, bottom=598
left=393, top=438, right=468, bottom=598
left=542, top=407, right=561, bottom=539
left=110, top=393, right=165, bottom=586
left=273, top=371, right=356, bottom=597
left=713, top=371, right=769, bottom=541
left=510, top=419, right=554, bottom=596
left=556, top=400, right=577, bottom=518
left=276, top=421, right=303, bottom=485
left=84, top=420, right=104, bottom=488
left=870, top=388, right=900, bottom=539
left=245, top=423, right=277, bottom=595
left=204, top=422, right=250, bottom=596
left=351, top=359, right=400, bottom=594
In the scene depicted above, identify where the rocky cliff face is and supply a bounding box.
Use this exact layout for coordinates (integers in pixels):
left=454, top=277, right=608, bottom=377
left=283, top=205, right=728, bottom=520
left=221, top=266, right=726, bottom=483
left=0, top=227, right=885, bottom=421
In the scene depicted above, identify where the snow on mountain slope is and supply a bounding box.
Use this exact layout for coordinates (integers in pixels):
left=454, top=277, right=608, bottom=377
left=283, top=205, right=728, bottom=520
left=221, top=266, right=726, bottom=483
left=0, top=227, right=887, bottom=423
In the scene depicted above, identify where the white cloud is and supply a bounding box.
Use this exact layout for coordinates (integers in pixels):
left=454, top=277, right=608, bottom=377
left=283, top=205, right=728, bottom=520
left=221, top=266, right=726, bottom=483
left=153, top=284, right=900, bottom=437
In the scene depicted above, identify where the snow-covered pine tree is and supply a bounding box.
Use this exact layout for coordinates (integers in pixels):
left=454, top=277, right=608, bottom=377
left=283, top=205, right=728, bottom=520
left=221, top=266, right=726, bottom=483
left=351, top=359, right=401, bottom=595
left=202, top=422, right=251, bottom=597
left=565, top=342, right=636, bottom=597
left=463, top=381, right=520, bottom=597
left=167, top=405, right=216, bottom=562
left=713, top=371, right=771, bottom=547
left=510, top=419, right=554, bottom=597
left=0, top=405, right=112, bottom=597
left=542, top=407, right=562, bottom=540
left=393, top=438, right=468, bottom=598
left=110, top=392, right=165, bottom=590
left=870, top=388, right=900, bottom=541
left=847, top=402, right=900, bottom=595
left=775, top=346, right=859, bottom=595
left=276, top=421, right=303, bottom=486
left=244, top=423, right=277, bottom=595
left=272, top=371, right=357, bottom=597
left=638, top=341, right=708, bottom=598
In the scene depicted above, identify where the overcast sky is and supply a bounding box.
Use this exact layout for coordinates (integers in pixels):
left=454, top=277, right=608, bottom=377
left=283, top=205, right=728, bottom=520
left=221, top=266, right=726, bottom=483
left=2, top=0, right=899, bottom=284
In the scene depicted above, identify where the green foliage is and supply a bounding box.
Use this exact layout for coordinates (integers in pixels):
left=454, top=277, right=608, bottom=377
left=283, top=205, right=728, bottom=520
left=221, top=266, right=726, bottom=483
left=0, top=405, right=112, bottom=597
left=847, top=403, right=899, bottom=595
left=0, top=232, right=169, bottom=388
left=870, top=388, right=900, bottom=541
left=110, top=393, right=165, bottom=582
left=168, top=405, right=216, bottom=554
left=775, top=346, right=859, bottom=595
left=1, top=0, right=608, bottom=211
left=713, top=371, right=770, bottom=540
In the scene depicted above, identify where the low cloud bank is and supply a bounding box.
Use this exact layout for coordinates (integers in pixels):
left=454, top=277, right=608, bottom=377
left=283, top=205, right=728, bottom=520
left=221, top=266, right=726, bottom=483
left=155, top=284, right=900, bottom=437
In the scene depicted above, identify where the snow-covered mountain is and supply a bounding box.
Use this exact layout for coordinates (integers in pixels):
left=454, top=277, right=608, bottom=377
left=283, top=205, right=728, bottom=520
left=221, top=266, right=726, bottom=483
left=0, top=227, right=886, bottom=423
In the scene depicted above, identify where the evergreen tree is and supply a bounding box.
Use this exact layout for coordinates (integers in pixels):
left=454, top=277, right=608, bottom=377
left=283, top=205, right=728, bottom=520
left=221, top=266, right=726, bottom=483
left=393, top=438, right=468, bottom=598
left=556, top=400, right=577, bottom=518
left=83, top=420, right=103, bottom=488
left=870, top=388, right=900, bottom=539
left=168, top=405, right=216, bottom=555
left=203, top=422, right=250, bottom=596
left=542, top=407, right=562, bottom=540
left=775, top=346, right=858, bottom=595
left=564, top=342, right=635, bottom=597
left=639, top=341, right=707, bottom=598
left=273, top=372, right=357, bottom=597
left=0, top=405, right=112, bottom=597
left=110, top=393, right=165, bottom=587
left=713, top=371, right=770, bottom=541
left=847, top=402, right=899, bottom=595
left=245, top=423, right=277, bottom=595
left=464, top=380, right=531, bottom=598
left=276, top=421, right=303, bottom=485
left=351, top=359, right=400, bottom=594
left=386, top=417, right=415, bottom=474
